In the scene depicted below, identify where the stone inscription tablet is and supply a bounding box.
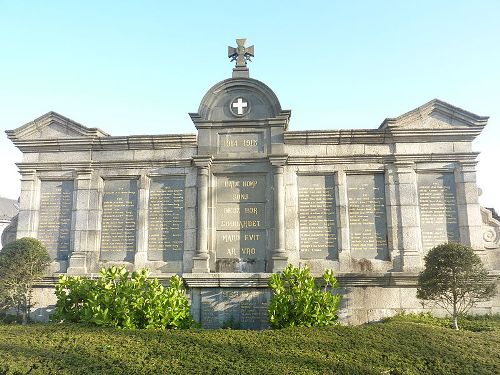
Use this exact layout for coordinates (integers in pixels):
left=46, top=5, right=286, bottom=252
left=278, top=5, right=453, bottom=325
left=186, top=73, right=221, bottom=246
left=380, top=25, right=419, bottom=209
left=38, top=180, right=74, bottom=260
left=100, top=179, right=137, bottom=260
left=215, top=174, right=267, bottom=272
left=148, top=178, right=185, bottom=262
left=200, top=288, right=270, bottom=329
left=418, top=173, right=459, bottom=251
left=218, top=132, right=264, bottom=154
left=347, top=174, right=388, bottom=260
left=298, top=175, right=338, bottom=259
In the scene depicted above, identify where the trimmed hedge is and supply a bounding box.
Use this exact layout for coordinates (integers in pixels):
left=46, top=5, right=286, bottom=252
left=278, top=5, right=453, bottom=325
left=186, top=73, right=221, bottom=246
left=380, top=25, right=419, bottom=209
left=0, top=320, right=499, bottom=374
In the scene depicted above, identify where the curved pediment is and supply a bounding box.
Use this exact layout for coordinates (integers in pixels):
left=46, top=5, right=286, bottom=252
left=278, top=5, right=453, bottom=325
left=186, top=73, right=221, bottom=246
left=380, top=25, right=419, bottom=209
left=190, top=78, right=289, bottom=124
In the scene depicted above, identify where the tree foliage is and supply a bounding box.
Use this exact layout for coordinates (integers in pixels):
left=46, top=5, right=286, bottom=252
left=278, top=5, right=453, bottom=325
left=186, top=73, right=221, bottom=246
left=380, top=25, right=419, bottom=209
left=52, top=266, right=195, bottom=329
left=417, top=243, right=497, bottom=330
left=0, top=237, right=51, bottom=324
left=268, top=264, right=342, bottom=328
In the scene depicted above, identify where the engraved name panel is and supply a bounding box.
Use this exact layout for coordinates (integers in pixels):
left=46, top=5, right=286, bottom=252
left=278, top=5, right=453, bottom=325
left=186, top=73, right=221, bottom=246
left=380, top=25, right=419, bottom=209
left=418, top=172, right=459, bottom=251
left=200, top=288, right=270, bottom=329
left=347, top=174, right=388, bottom=259
left=298, top=175, right=338, bottom=259
left=100, top=179, right=138, bottom=260
left=148, top=177, right=185, bottom=262
left=218, top=132, right=264, bottom=154
left=38, top=180, right=74, bottom=260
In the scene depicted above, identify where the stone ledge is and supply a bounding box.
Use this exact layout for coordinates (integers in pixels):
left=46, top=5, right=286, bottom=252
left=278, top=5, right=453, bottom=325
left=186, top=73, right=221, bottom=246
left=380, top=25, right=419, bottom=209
left=32, top=271, right=500, bottom=289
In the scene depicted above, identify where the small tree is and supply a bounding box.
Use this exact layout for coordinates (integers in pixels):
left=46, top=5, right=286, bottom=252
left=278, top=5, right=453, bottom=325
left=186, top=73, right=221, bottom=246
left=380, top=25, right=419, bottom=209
left=0, top=237, right=51, bottom=324
left=417, top=243, right=497, bottom=330
left=268, top=264, right=342, bottom=328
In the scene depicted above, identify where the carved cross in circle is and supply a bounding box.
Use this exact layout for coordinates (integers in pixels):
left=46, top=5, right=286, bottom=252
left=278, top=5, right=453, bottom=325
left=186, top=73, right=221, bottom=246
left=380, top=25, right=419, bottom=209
left=231, top=97, right=248, bottom=115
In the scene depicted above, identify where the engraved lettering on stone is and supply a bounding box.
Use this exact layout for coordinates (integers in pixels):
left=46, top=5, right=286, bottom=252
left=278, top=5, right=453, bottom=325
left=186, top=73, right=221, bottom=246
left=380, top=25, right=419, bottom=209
left=418, top=173, right=459, bottom=251
left=148, top=178, right=185, bottom=261
left=298, top=175, right=338, bottom=259
left=38, top=180, right=74, bottom=260
left=215, top=174, right=268, bottom=272
left=347, top=174, right=388, bottom=260
left=100, top=179, right=138, bottom=255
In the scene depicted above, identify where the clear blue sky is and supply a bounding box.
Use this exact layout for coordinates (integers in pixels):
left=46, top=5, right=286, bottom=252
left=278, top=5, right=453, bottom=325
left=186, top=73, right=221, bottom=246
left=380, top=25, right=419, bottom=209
left=1, top=1, right=499, bottom=210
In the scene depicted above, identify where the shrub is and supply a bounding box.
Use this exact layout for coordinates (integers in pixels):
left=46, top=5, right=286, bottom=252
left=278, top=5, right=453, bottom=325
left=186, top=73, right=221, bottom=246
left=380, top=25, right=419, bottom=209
left=417, top=243, right=497, bottom=330
left=0, top=237, right=51, bottom=324
left=268, top=264, right=341, bottom=328
left=52, top=266, right=195, bottom=329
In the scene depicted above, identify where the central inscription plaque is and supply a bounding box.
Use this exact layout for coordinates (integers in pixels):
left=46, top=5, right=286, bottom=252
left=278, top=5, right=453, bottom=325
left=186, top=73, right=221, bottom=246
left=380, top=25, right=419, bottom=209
left=298, top=175, right=338, bottom=259
left=100, top=179, right=138, bottom=261
left=418, top=172, right=459, bottom=251
left=38, top=180, right=74, bottom=260
left=148, top=177, right=185, bottom=262
left=215, top=174, right=267, bottom=272
left=347, top=174, right=388, bottom=260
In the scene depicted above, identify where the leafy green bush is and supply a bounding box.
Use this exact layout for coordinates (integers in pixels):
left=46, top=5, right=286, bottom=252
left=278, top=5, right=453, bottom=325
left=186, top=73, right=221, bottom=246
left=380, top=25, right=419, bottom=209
left=268, top=264, right=341, bottom=328
left=0, top=237, right=51, bottom=324
left=52, top=266, right=195, bottom=329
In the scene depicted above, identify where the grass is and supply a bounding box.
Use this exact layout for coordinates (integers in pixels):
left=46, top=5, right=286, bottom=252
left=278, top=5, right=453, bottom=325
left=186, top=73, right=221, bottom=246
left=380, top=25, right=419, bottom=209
left=0, top=316, right=499, bottom=375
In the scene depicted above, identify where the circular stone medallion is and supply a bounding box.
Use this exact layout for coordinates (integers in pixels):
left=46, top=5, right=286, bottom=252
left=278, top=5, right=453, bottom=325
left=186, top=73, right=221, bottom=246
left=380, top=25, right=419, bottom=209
left=229, top=97, right=250, bottom=117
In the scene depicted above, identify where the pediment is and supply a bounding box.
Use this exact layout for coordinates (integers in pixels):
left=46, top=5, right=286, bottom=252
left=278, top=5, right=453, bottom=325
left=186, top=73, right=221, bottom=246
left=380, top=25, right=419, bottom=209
left=6, top=111, right=109, bottom=141
left=379, top=99, right=488, bottom=130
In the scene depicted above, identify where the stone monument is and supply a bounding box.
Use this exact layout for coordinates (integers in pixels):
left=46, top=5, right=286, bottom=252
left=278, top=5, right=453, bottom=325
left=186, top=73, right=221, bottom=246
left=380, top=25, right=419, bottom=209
left=5, top=39, right=500, bottom=326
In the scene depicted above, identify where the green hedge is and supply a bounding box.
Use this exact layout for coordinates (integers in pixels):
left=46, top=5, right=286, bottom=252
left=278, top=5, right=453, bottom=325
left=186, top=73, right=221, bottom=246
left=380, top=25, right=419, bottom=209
left=0, top=320, right=499, bottom=374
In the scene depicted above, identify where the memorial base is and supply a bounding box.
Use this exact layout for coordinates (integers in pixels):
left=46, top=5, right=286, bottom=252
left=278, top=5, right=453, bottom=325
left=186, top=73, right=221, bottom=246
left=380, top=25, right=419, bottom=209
left=134, top=252, right=148, bottom=269
left=192, top=255, right=210, bottom=273
left=402, top=253, right=422, bottom=272
left=271, top=256, right=288, bottom=272
left=67, top=253, right=87, bottom=275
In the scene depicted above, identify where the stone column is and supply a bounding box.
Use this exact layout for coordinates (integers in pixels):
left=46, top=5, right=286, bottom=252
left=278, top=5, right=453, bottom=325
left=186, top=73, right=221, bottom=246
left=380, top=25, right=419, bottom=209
left=16, top=169, right=38, bottom=239
left=192, top=156, right=213, bottom=273
left=455, top=161, right=484, bottom=251
left=134, top=174, right=150, bottom=269
left=68, top=169, right=93, bottom=275
left=269, top=155, right=288, bottom=272
left=392, top=162, right=422, bottom=271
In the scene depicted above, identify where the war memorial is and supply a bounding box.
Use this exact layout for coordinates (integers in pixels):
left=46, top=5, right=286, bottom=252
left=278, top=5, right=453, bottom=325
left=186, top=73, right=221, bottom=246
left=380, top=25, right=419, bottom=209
left=5, top=40, right=500, bottom=328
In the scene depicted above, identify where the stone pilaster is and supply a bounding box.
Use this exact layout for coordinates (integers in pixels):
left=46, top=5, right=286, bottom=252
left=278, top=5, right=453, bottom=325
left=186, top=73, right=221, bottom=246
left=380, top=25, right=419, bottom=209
left=134, top=175, right=150, bottom=269
left=192, top=156, right=213, bottom=272
left=68, top=169, right=93, bottom=275
left=16, top=170, right=38, bottom=239
left=455, top=161, right=484, bottom=251
left=269, top=155, right=288, bottom=272
left=336, top=170, right=351, bottom=270
left=392, top=162, right=422, bottom=271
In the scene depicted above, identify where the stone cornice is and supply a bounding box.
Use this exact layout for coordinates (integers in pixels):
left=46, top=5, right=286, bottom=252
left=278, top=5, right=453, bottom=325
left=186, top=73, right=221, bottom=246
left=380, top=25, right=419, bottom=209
left=285, top=127, right=482, bottom=145
left=285, top=130, right=386, bottom=145
left=16, top=159, right=193, bottom=171
left=191, top=115, right=290, bottom=130
left=287, top=153, right=479, bottom=165
left=10, top=134, right=198, bottom=153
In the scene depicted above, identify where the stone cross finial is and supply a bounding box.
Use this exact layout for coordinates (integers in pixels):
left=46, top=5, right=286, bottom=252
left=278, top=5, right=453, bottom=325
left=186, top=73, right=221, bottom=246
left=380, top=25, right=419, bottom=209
left=228, top=39, right=254, bottom=78
left=228, top=39, right=254, bottom=67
